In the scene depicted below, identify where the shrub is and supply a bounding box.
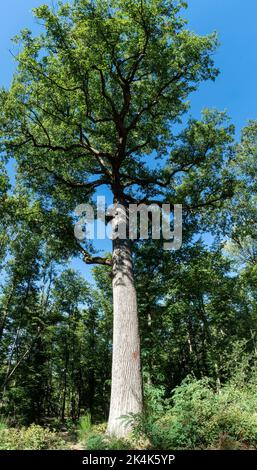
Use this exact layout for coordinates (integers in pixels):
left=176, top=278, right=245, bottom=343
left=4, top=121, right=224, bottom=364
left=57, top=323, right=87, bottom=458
left=79, top=421, right=132, bottom=450
left=132, top=374, right=257, bottom=450
left=85, top=431, right=132, bottom=450
left=0, top=419, right=7, bottom=432
left=85, top=432, right=108, bottom=450
left=0, top=424, right=67, bottom=450
left=78, top=413, right=92, bottom=443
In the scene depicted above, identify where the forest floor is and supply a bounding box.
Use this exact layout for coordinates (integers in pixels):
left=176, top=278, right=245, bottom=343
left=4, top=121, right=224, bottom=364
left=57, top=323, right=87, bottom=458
left=57, top=430, right=84, bottom=450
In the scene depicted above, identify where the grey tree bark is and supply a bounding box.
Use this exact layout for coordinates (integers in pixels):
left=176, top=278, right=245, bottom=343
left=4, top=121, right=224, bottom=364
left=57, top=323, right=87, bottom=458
left=107, top=203, right=143, bottom=438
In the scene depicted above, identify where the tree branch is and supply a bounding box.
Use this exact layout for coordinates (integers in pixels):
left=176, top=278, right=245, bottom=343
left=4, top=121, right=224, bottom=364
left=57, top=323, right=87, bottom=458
left=76, top=242, right=112, bottom=267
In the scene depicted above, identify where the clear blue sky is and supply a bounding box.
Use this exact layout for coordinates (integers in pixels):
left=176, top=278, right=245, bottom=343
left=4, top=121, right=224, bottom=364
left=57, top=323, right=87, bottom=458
left=1, top=0, right=257, bottom=282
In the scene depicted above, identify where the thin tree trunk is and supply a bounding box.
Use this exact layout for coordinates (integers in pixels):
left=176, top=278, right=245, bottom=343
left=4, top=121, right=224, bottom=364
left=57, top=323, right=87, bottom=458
left=107, top=203, right=143, bottom=438
left=61, top=346, right=69, bottom=422
left=147, top=311, right=153, bottom=385
left=0, top=284, right=15, bottom=342
left=2, top=337, right=36, bottom=396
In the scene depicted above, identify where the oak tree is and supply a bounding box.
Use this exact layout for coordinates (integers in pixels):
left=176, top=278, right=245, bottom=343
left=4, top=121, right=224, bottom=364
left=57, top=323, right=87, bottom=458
left=0, top=0, right=234, bottom=436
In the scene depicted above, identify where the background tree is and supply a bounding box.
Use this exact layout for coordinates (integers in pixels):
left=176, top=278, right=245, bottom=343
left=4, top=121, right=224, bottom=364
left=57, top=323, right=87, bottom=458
left=223, top=121, right=257, bottom=266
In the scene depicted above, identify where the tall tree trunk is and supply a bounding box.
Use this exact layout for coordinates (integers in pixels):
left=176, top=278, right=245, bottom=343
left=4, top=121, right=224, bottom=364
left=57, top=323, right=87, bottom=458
left=107, top=203, right=143, bottom=437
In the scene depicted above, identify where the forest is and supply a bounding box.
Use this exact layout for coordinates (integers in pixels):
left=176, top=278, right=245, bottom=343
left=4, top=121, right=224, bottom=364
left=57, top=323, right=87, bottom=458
left=0, top=0, right=256, bottom=452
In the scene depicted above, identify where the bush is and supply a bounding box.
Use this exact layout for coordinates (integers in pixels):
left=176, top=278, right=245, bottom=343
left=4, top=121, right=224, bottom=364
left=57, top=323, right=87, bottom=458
left=78, top=414, right=92, bottom=443
left=0, top=419, right=7, bottom=432
left=85, top=432, right=108, bottom=450
left=85, top=431, right=132, bottom=450
left=132, top=373, right=257, bottom=450
left=0, top=424, right=67, bottom=450
left=78, top=421, right=132, bottom=450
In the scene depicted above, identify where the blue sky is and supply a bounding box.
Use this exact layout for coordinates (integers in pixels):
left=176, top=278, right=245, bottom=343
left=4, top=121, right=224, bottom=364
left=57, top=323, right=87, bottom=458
left=1, top=0, right=257, bottom=282
left=184, top=0, right=257, bottom=134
